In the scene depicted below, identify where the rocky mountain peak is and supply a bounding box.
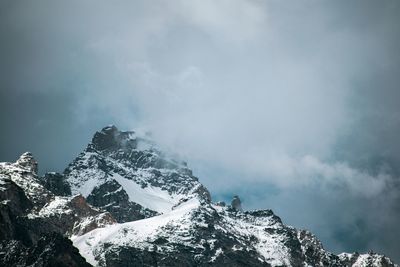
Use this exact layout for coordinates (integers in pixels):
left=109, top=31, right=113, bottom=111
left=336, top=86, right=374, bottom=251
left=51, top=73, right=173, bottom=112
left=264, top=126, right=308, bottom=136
left=64, top=125, right=211, bottom=224
left=16, top=152, right=38, bottom=174
left=91, top=125, right=137, bottom=152
left=1, top=126, right=398, bottom=266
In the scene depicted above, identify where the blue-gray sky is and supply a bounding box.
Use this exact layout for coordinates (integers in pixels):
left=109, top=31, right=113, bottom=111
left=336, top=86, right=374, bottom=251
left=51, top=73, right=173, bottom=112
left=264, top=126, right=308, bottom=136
left=1, top=0, right=400, bottom=261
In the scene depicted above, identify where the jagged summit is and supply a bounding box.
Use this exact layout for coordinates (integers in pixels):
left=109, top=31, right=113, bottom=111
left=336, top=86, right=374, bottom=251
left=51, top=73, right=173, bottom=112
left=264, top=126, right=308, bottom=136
left=63, top=125, right=211, bottom=223
left=16, top=152, right=38, bottom=174
left=90, top=125, right=137, bottom=152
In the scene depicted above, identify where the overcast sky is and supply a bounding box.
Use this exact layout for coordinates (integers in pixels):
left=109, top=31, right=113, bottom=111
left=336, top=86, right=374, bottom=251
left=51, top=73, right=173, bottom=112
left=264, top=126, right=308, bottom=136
left=1, top=0, right=400, bottom=261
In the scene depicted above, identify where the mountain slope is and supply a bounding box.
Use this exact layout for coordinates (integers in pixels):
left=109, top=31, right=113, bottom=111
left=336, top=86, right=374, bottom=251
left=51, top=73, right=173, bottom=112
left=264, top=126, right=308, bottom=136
left=63, top=125, right=210, bottom=222
left=73, top=193, right=398, bottom=267
left=0, top=126, right=398, bottom=267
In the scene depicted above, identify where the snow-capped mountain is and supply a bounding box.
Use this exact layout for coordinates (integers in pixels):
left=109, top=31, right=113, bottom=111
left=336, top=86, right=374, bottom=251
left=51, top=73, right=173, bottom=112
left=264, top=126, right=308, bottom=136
left=0, top=126, right=398, bottom=267
left=63, top=125, right=210, bottom=223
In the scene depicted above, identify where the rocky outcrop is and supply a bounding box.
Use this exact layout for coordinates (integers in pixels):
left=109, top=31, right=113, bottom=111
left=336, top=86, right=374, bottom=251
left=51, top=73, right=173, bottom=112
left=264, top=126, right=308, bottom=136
left=40, top=172, right=71, bottom=196
left=0, top=175, right=33, bottom=244
left=16, top=152, right=38, bottom=175
left=86, top=180, right=157, bottom=223
left=297, top=229, right=343, bottom=266
left=0, top=233, right=91, bottom=267
left=91, top=125, right=138, bottom=152
left=0, top=154, right=52, bottom=208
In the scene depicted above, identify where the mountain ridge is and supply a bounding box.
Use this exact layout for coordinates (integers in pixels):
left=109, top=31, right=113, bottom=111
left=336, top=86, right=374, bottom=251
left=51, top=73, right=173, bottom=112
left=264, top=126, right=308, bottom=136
left=0, top=125, right=397, bottom=267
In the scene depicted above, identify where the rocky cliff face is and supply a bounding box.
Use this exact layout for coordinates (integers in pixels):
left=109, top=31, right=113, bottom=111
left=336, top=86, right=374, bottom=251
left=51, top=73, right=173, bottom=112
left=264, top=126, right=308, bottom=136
left=0, top=126, right=398, bottom=267
left=0, top=233, right=92, bottom=267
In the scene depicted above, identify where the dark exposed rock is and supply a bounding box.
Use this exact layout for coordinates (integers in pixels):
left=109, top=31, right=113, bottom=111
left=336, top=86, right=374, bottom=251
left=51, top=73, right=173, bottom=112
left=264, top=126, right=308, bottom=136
left=26, top=233, right=92, bottom=267
left=216, top=201, right=226, bottom=207
left=92, top=125, right=137, bottom=152
left=0, top=175, right=33, bottom=244
left=297, top=229, right=343, bottom=266
left=87, top=180, right=157, bottom=223
left=0, top=233, right=92, bottom=267
left=0, top=175, right=32, bottom=216
left=40, top=172, right=71, bottom=196
left=0, top=239, right=27, bottom=266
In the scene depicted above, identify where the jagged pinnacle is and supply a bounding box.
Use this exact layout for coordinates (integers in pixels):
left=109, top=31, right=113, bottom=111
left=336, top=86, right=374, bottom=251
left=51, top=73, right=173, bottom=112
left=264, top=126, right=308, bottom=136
left=16, top=152, right=38, bottom=174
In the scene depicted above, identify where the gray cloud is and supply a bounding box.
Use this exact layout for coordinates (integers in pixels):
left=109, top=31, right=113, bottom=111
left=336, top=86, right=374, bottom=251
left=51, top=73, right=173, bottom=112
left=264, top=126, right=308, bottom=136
left=1, top=0, right=399, bottom=261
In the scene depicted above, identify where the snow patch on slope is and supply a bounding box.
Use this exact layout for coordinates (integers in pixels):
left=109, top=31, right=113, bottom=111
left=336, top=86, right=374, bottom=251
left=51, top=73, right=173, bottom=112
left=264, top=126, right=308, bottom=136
left=72, top=198, right=200, bottom=266
left=67, top=152, right=109, bottom=197
left=113, top=173, right=183, bottom=213
left=28, top=196, right=72, bottom=218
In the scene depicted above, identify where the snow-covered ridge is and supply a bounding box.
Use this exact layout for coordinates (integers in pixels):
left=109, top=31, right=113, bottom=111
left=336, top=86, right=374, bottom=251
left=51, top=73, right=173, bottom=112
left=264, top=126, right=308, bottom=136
left=339, top=252, right=398, bottom=267
left=73, top=197, right=202, bottom=266
left=1, top=126, right=398, bottom=267
left=73, top=196, right=399, bottom=267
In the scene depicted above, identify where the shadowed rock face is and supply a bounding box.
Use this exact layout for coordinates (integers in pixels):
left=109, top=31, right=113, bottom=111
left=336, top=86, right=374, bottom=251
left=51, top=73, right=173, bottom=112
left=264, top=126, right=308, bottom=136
left=0, top=175, right=33, bottom=243
left=40, top=172, right=71, bottom=196
left=0, top=233, right=92, bottom=267
left=91, top=125, right=137, bottom=152
left=86, top=179, right=158, bottom=223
